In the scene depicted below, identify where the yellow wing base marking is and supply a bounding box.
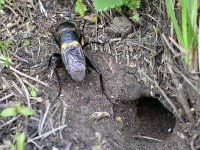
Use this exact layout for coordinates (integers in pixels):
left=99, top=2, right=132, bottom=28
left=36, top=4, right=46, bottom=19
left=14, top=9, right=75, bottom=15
left=61, top=41, right=81, bottom=50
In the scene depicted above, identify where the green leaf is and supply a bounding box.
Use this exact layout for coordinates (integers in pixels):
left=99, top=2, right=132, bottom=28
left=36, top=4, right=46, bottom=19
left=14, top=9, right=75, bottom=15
left=10, top=144, right=16, bottom=150
left=30, top=87, right=37, bottom=97
left=131, top=13, right=142, bottom=25
left=0, top=0, right=5, bottom=9
left=92, top=145, right=102, bottom=150
left=27, top=24, right=36, bottom=32
left=94, top=0, right=124, bottom=12
left=0, top=107, right=17, bottom=117
left=165, top=0, right=184, bottom=46
left=16, top=132, right=25, bottom=150
left=22, top=38, right=30, bottom=47
left=181, top=0, right=188, bottom=49
left=0, top=55, right=7, bottom=61
left=124, top=0, right=141, bottom=10
left=18, top=107, right=35, bottom=116
left=75, top=0, right=87, bottom=17
left=5, top=39, right=11, bottom=48
left=0, top=40, right=11, bottom=68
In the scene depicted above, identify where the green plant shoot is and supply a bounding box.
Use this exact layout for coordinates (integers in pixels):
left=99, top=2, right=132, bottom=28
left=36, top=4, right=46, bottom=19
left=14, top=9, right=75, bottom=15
left=16, top=132, right=26, bottom=150
left=5, top=39, right=11, bottom=48
left=30, top=86, right=38, bottom=97
left=75, top=0, right=87, bottom=17
left=165, top=0, right=198, bottom=68
left=94, top=0, right=141, bottom=12
left=0, top=103, right=35, bottom=117
left=0, top=40, right=11, bottom=68
left=94, top=0, right=124, bottom=12
left=0, top=0, right=5, bottom=9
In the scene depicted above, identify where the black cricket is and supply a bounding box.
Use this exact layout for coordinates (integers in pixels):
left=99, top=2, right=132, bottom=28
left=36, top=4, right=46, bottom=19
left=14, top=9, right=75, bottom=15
left=49, top=21, right=106, bottom=98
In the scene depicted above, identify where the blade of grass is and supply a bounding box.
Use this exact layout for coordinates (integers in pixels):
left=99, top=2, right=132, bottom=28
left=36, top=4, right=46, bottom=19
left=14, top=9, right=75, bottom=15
left=198, top=16, right=200, bottom=71
left=181, top=0, right=188, bottom=49
left=165, top=0, right=184, bottom=46
left=190, top=0, right=197, bottom=28
left=186, top=0, right=198, bottom=66
left=181, top=0, right=189, bottom=64
left=0, top=41, right=10, bottom=68
left=0, top=41, right=7, bottom=58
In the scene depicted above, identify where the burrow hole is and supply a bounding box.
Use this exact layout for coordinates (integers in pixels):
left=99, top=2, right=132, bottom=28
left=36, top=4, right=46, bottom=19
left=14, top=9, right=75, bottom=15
left=114, top=97, right=176, bottom=142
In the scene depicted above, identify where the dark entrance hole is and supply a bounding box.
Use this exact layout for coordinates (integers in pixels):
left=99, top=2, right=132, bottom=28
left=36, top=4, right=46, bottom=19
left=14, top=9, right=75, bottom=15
left=114, top=97, right=176, bottom=142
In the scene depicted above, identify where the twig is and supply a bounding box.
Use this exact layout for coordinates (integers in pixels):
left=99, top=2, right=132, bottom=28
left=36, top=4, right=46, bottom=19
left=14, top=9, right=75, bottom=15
left=190, top=134, right=199, bottom=150
left=10, top=66, right=49, bottom=87
left=132, top=135, right=163, bottom=143
left=173, top=67, right=200, bottom=95
left=167, top=64, right=194, bottom=123
left=37, top=38, right=41, bottom=57
left=27, top=139, right=42, bottom=150
left=13, top=72, right=31, bottom=108
left=169, top=37, right=186, bottom=54
left=161, top=32, right=195, bottom=122
left=0, top=22, right=16, bottom=42
left=66, top=143, right=72, bottom=150
left=38, top=0, right=47, bottom=18
left=27, top=125, right=67, bottom=142
left=4, top=4, right=17, bottom=16
left=38, top=102, right=51, bottom=135
left=0, top=117, right=18, bottom=128
left=9, top=51, right=29, bottom=63
left=0, top=93, right=14, bottom=102
left=1, top=76, right=15, bottom=94
left=12, top=81, right=25, bottom=96
left=160, top=33, right=179, bottom=56
left=60, top=101, right=67, bottom=140
left=126, top=40, right=156, bottom=53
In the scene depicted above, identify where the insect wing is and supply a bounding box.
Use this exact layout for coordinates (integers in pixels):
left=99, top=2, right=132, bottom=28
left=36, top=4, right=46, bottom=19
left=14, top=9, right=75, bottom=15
left=61, top=46, right=86, bottom=81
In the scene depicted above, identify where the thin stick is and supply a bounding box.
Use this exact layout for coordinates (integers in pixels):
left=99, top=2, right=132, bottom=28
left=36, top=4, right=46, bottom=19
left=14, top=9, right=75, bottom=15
left=4, top=4, right=17, bottom=16
left=10, top=66, right=49, bottom=87
left=1, top=76, right=15, bottom=95
left=0, top=93, right=14, bottom=102
left=13, top=72, right=31, bottom=108
left=190, top=134, right=199, bottom=150
left=12, top=81, right=24, bottom=96
left=27, top=139, right=42, bottom=149
left=37, top=38, right=41, bottom=57
left=173, top=67, right=200, bottom=95
left=27, top=125, right=67, bottom=142
left=161, top=33, right=179, bottom=56
left=132, top=135, right=163, bottom=142
left=38, top=102, right=51, bottom=135
left=0, top=117, right=18, bottom=128
left=167, top=64, right=194, bottom=123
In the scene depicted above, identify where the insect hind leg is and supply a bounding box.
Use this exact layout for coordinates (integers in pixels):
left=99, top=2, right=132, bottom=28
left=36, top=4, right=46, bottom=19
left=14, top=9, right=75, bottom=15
left=85, top=54, right=111, bottom=103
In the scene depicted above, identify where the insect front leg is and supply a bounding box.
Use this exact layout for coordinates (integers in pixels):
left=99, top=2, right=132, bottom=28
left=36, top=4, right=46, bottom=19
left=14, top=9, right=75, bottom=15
left=49, top=53, right=62, bottom=98
left=48, top=53, right=62, bottom=67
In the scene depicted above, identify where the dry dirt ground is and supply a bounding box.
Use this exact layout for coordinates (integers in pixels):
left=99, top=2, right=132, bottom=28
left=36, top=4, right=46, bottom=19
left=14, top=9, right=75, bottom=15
left=0, top=1, right=200, bottom=150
